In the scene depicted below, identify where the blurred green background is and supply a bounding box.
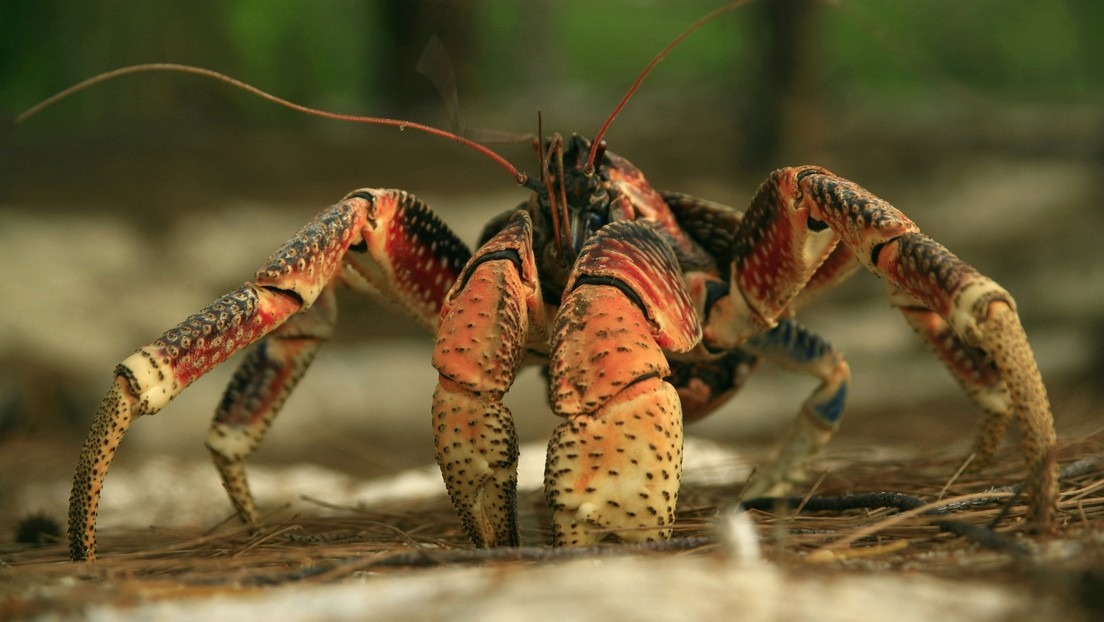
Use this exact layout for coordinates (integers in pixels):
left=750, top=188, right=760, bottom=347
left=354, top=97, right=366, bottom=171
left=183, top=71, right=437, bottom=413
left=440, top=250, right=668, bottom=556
left=3, top=0, right=1101, bottom=160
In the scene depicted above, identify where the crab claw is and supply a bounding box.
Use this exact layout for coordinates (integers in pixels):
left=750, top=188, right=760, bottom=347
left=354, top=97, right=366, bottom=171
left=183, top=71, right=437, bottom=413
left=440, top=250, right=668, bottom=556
left=431, top=212, right=544, bottom=547
left=544, top=220, right=700, bottom=545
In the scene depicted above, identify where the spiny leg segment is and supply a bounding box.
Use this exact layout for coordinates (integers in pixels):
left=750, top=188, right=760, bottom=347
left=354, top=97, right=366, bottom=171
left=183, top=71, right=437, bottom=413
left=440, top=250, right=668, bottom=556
left=205, top=285, right=338, bottom=528
left=740, top=319, right=850, bottom=498
left=69, top=189, right=474, bottom=561
left=690, top=166, right=1057, bottom=526
left=69, top=199, right=364, bottom=561
left=676, top=182, right=855, bottom=502
left=796, top=167, right=1056, bottom=527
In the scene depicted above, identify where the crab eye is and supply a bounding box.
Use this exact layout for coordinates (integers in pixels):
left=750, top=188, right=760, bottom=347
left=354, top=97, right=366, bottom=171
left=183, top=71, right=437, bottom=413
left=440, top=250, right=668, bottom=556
left=585, top=212, right=606, bottom=235
left=581, top=212, right=607, bottom=244
left=570, top=212, right=607, bottom=255
left=591, top=140, right=608, bottom=166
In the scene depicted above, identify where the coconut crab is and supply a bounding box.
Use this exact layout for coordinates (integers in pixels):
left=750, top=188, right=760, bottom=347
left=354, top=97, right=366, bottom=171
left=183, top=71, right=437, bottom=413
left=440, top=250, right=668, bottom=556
left=20, top=4, right=1055, bottom=562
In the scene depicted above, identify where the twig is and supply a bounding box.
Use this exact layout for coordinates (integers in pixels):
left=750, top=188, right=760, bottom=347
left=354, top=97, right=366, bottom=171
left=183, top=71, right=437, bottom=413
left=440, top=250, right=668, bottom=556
left=217, top=537, right=718, bottom=586
left=938, top=453, right=974, bottom=501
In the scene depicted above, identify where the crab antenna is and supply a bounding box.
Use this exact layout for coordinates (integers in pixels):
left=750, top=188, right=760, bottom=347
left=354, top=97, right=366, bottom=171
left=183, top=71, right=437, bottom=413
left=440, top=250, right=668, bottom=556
left=535, top=111, right=547, bottom=180
left=537, top=115, right=566, bottom=255
left=16, top=62, right=529, bottom=186
left=523, top=111, right=549, bottom=195
left=585, top=0, right=751, bottom=173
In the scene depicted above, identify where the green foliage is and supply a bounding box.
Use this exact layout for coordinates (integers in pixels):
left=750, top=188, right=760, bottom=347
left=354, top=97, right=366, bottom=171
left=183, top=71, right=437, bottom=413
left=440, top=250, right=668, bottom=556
left=823, top=1, right=1099, bottom=101
left=222, top=0, right=376, bottom=116
left=2, top=0, right=1100, bottom=133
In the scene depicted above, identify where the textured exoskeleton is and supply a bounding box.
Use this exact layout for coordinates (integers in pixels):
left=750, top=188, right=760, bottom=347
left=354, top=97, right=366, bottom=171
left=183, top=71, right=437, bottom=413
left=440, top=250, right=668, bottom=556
left=66, top=131, right=1056, bottom=560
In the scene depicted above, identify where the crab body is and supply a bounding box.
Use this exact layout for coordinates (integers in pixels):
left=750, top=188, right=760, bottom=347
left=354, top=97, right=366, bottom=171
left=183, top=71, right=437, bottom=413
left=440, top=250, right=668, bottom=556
left=62, top=121, right=1057, bottom=560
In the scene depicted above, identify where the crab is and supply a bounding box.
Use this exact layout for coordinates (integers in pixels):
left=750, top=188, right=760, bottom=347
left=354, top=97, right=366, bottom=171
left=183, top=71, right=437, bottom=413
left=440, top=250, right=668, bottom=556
left=37, top=9, right=1056, bottom=562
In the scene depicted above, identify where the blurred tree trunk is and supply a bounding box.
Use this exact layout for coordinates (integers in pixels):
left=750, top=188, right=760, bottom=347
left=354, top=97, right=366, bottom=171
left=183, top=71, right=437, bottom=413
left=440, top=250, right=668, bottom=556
left=740, top=0, right=824, bottom=170
left=1066, top=0, right=1104, bottom=162
left=513, top=0, right=560, bottom=106
left=374, top=0, right=478, bottom=119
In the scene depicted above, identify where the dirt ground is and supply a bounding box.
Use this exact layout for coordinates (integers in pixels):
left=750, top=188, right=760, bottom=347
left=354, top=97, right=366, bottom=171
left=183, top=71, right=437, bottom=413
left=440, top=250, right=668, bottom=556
left=1, top=95, right=1102, bottom=619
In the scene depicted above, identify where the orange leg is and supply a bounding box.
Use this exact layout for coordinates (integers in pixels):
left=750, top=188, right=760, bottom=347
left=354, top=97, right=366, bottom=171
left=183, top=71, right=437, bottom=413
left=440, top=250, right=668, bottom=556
left=796, top=168, right=1057, bottom=528
left=69, top=189, right=475, bottom=560
left=205, top=285, right=337, bottom=529
left=67, top=193, right=363, bottom=561
left=682, top=167, right=1055, bottom=528
left=545, top=289, right=684, bottom=546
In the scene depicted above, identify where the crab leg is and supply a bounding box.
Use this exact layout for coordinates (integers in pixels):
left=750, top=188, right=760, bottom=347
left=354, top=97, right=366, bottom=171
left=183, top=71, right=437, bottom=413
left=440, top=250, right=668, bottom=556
left=69, top=189, right=473, bottom=561
left=205, top=285, right=337, bottom=529
left=676, top=175, right=853, bottom=498
left=890, top=286, right=1013, bottom=468
left=690, top=166, right=1055, bottom=527
left=666, top=349, right=759, bottom=425
left=794, top=167, right=1057, bottom=528
left=69, top=200, right=364, bottom=560
left=545, top=221, right=700, bottom=546
left=740, top=319, right=851, bottom=498
left=431, top=211, right=544, bottom=547
left=202, top=190, right=472, bottom=536
left=695, top=171, right=842, bottom=349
